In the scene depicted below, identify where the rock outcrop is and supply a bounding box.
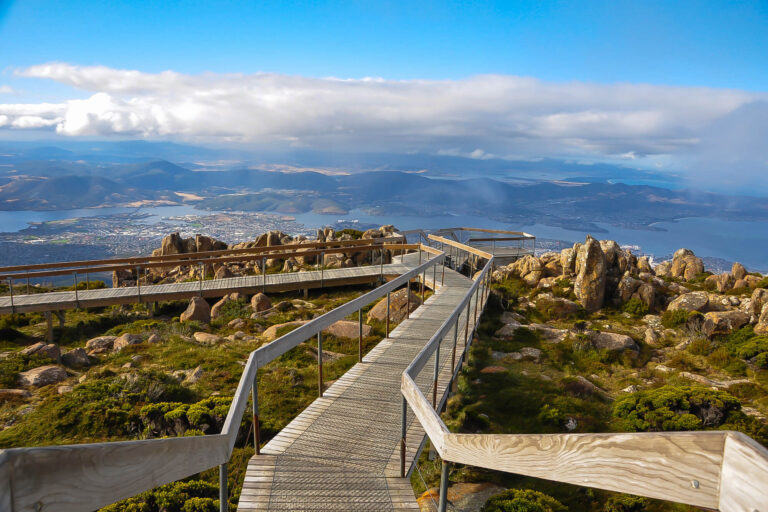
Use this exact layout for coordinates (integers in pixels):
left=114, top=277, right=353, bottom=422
left=113, top=333, right=143, bottom=351
left=114, top=225, right=402, bottom=287
left=210, top=293, right=245, bottom=319
left=574, top=236, right=607, bottom=313
left=366, top=288, right=421, bottom=324
left=21, top=342, right=61, bottom=362
left=85, top=336, right=118, bottom=355
left=755, top=303, right=768, bottom=335
left=665, top=249, right=705, bottom=281
left=324, top=320, right=373, bottom=339
left=61, top=348, right=91, bottom=367
left=589, top=331, right=639, bottom=353
left=668, top=291, right=709, bottom=312
left=703, top=311, right=750, bottom=337
left=180, top=297, right=211, bottom=324
left=251, top=293, right=272, bottom=313
left=263, top=320, right=310, bottom=341
left=18, top=365, right=68, bottom=387
left=154, top=232, right=228, bottom=257
left=193, top=332, right=223, bottom=344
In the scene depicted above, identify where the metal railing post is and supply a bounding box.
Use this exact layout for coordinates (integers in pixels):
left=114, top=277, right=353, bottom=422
left=386, top=291, right=391, bottom=337
left=418, top=248, right=422, bottom=265
left=474, top=284, right=480, bottom=325
left=433, top=335, right=440, bottom=410
left=441, top=254, right=445, bottom=286
left=432, top=259, right=436, bottom=288
left=262, top=257, right=266, bottom=292
left=380, top=247, right=384, bottom=278
left=26, top=276, right=30, bottom=295
left=136, top=266, right=141, bottom=303
left=464, top=294, right=471, bottom=345
left=421, top=270, right=426, bottom=302
left=438, top=460, right=449, bottom=512
left=451, top=316, right=458, bottom=372
left=451, top=316, right=459, bottom=393
left=219, top=462, right=228, bottom=512
left=400, top=396, right=407, bottom=477
left=8, top=279, right=14, bottom=314
left=321, top=251, right=325, bottom=288
left=199, top=263, right=204, bottom=297
left=406, top=280, right=411, bottom=319
left=73, top=272, right=79, bottom=307
left=317, top=332, right=324, bottom=397
left=358, top=309, right=363, bottom=362
left=492, top=239, right=496, bottom=255
left=252, top=367, right=260, bottom=455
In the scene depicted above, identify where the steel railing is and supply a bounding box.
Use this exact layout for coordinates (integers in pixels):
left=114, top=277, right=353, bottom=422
left=0, top=244, right=445, bottom=512
left=401, top=239, right=768, bottom=512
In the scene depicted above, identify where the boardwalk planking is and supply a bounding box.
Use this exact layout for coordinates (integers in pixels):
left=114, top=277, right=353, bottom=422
left=239, top=256, right=481, bottom=511
left=0, top=263, right=412, bottom=315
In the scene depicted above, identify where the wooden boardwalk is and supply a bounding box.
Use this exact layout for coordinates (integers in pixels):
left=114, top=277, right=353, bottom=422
left=0, top=263, right=410, bottom=315
left=239, top=256, right=480, bottom=511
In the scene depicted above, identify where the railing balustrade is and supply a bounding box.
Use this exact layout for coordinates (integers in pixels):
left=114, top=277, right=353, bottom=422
left=0, top=243, right=444, bottom=512
left=402, top=236, right=768, bottom=512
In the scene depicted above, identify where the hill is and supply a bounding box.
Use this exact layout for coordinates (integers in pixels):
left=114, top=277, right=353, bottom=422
left=0, top=175, right=160, bottom=210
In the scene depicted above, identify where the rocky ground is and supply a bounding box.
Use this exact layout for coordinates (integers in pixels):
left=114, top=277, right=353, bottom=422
left=0, top=225, right=421, bottom=511
left=414, top=237, right=768, bottom=511
left=2, top=231, right=767, bottom=511
left=112, top=225, right=401, bottom=287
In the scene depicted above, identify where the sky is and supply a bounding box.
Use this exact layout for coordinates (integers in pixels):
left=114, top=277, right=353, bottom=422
left=0, top=0, right=766, bottom=184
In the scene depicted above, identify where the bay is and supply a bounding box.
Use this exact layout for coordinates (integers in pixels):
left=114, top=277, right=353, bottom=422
left=1, top=206, right=766, bottom=272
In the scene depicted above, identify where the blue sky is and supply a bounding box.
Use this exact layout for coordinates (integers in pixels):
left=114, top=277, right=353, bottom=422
left=0, top=1, right=766, bottom=188
left=2, top=0, right=767, bottom=90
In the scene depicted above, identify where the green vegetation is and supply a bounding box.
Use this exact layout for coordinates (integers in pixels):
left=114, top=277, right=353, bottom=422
left=0, top=370, right=195, bottom=446
left=603, top=495, right=648, bottom=512
left=336, top=228, right=363, bottom=239
left=482, top=489, right=566, bottom=512
left=720, top=326, right=768, bottom=369
left=1, top=262, right=766, bottom=512
left=661, top=309, right=695, bottom=328
left=0, top=352, right=55, bottom=387
left=0, top=282, right=394, bottom=511
left=622, top=298, right=649, bottom=318
left=100, top=480, right=223, bottom=512
left=423, top=275, right=768, bottom=512
left=613, top=385, right=741, bottom=432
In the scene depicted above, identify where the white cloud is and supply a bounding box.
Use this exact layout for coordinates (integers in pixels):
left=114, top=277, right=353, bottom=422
left=0, top=85, right=15, bottom=94
left=2, top=63, right=767, bottom=172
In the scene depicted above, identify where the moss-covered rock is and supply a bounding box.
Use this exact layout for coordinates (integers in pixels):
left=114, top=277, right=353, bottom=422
left=482, top=488, right=566, bottom=512
left=613, top=385, right=740, bottom=431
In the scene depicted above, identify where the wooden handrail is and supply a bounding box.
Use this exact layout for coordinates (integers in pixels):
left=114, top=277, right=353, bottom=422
left=427, top=234, right=493, bottom=260
left=401, top=242, right=768, bottom=511
left=0, top=242, right=416, bottom=281
left=466, top=236, right=533, bottom=242
left=0, top=244, right=445, bottom=511
left=450, top=227, right=535, bottom=238
left=0, top=236, right=405, bottom=275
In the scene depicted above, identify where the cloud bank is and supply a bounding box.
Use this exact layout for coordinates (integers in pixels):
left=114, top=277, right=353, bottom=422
left=1, top=63, right=766, bottom=177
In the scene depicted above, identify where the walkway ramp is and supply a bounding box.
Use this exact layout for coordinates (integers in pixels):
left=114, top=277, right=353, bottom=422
left=0, top=263, right=410, bottom=315
left=239, top=256, right=479, bottom=511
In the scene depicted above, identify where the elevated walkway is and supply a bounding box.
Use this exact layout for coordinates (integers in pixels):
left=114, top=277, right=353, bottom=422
left=0, top=263, right=409, bottom=315
left=239, top=254, right=478, bottom=511
left=2, top=232, right=766, bottom=512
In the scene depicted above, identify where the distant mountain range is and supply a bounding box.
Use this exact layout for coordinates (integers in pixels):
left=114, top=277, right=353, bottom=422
left=0, top=141, right=767, bottom=232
